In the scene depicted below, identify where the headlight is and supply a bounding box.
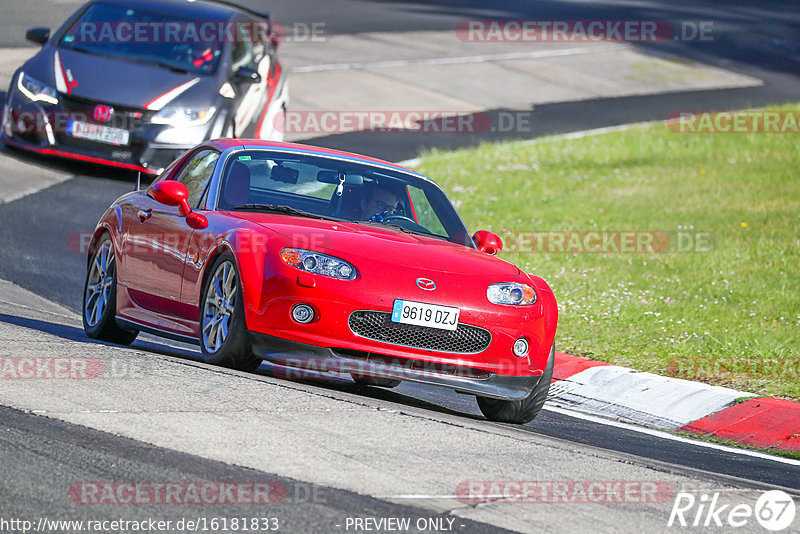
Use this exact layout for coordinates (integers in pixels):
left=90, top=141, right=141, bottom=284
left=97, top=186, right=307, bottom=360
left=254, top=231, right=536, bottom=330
left=17, top=72, right=58, bottom=105
left=280, top=248, right=357, bottom=280
left=151, top=106, right=215, bottom=127
left=487, top=282, right=537, bottom=306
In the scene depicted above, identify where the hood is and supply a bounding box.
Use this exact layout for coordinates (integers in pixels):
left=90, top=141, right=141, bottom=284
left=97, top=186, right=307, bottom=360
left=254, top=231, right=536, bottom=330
left=29, top=46, right=217, bottom=110
left=229, top=213, right=521, bottom=278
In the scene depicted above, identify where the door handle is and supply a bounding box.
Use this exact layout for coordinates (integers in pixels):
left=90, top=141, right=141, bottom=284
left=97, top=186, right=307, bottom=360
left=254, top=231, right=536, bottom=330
left=137, top=209, right=152, bottom=222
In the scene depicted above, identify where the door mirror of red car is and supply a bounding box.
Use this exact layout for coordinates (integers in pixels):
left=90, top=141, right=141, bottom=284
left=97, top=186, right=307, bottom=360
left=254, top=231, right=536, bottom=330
left=151, top=181, right=192, bottom=216
left=26, top=28, right=50, bottom=46
left=186, top=212, right=209, bottom=230
left=473, top=230, right=503, bottom=255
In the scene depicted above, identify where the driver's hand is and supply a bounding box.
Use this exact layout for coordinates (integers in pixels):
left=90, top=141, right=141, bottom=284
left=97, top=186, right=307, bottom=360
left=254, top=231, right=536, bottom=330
left=368, top=207, right=394, bottom=223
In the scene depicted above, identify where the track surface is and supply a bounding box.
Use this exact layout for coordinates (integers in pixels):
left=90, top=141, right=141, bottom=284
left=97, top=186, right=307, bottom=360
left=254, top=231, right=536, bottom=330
left=1, top=1, right=799, bottom=532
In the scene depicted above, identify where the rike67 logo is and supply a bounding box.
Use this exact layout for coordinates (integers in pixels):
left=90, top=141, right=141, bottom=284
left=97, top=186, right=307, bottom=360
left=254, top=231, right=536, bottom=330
left=669, top=490, right=796, bottom=531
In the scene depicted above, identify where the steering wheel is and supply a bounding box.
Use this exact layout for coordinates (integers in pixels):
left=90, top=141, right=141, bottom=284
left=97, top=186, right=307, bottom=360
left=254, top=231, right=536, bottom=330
left=381, top=215, right=417, bottom=224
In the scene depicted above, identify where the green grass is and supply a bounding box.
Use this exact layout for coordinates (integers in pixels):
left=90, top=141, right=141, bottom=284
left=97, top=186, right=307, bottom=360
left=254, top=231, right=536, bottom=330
left=414, top=105, right=800, bottom=400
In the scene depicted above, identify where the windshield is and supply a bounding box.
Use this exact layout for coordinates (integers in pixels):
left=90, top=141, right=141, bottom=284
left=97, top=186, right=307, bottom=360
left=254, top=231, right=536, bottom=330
left=217, top=151, right=473, bottom=247
left=58, top=2, right=226, bottom=74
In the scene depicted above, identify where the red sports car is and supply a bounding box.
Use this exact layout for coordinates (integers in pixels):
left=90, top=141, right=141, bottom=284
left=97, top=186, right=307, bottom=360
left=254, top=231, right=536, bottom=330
left=82, top=139, right=558, bottom=423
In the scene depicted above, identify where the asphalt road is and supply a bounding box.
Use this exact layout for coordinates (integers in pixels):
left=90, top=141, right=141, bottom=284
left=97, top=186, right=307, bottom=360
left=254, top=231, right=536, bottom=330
left=0, top=1, right=799, bottom=532
left=1, top=405, right=513, bottom=534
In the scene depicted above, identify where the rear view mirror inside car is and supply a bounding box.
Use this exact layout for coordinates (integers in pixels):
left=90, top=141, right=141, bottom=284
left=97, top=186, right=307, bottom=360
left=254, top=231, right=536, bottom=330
left=270, top=164, right=300, bottom=184
left=316, top=170, right=364, bottom=186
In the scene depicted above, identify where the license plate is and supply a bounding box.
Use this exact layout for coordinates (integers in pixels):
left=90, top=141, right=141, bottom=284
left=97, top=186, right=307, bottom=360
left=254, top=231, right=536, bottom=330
left=67, top=119, right=129, bottom=146
left=391, top=299, right=459, bottom=331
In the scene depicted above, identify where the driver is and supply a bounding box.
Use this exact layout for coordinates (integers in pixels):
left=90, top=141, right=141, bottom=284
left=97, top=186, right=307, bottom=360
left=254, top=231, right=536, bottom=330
left=360, top=185, right=398, bottom=221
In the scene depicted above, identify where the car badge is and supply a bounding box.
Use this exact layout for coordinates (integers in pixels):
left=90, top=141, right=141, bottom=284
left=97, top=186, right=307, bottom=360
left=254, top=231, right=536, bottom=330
left=416, top=278, right=436, bottom=291
left=93, top=105, right=113, bottom=123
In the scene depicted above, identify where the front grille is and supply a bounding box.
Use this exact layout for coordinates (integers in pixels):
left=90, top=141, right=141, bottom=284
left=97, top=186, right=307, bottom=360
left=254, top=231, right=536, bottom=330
left=60, top=94, right=155, bottom=130
left=348, top=311, right=491, bottom=354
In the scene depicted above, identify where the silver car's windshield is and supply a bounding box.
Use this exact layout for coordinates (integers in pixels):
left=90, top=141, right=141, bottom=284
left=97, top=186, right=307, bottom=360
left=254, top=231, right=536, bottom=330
left=59, top=1, right=226, bottom=75
left=217, top=151, right=473, bottom=247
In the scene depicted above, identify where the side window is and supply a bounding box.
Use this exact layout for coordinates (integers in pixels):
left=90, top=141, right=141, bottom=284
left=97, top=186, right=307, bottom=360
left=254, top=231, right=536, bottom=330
left=173, top=149, right=219, bottom=208
left=407, top=185, right=447, bottom=237
left=231, top=21, right=255, bottom=71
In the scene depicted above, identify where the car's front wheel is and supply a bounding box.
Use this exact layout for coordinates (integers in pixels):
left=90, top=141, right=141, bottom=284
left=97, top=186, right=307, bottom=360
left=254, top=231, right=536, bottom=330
left=82, top=235, right=138, bottom=345
left=200, top=253, right=261, bottom=372
left=476, top=344, right=554, bottom=424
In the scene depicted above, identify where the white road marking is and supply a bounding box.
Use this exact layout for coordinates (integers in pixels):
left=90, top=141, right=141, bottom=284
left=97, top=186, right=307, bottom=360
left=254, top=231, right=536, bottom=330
left=547, top=365, right=752, bottom=429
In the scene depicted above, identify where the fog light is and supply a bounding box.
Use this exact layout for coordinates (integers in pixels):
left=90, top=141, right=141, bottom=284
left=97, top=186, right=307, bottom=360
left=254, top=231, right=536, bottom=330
left=292, top=304, right=315, bottom=324
left=513, top=337, right=529, bottom=357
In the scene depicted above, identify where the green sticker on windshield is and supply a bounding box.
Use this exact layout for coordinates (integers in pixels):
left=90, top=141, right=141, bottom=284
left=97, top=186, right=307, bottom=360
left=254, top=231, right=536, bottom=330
left=238, top=155, right=251, bottom=161
left=64, top=35, right=75, bottom=42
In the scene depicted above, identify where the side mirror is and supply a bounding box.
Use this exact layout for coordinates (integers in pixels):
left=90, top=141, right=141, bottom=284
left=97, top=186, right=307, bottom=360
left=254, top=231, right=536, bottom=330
left=473, top=230, right=503, bottom=255
left=26, top=28, right=50, bottom=46
left=186, top=211, right=209, bottom=230
left=150, top=181, right=209, bottom=229
left=151, top=180, right=191, bottom=215
left=233, top=66, right=262, bottom=84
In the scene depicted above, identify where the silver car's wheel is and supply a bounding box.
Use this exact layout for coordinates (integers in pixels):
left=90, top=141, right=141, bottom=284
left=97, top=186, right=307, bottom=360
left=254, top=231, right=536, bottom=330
left=85, top=240, right=114, bottom=328
left=202, top=261, right=237, bottom=353
left=82, top=235, right=138, bottom=345
left=199, top=254, right=261, bottom=371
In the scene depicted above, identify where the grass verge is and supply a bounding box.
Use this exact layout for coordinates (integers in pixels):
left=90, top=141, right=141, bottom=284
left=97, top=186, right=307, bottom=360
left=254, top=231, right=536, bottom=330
left=415, top=105, right=800, bottom=400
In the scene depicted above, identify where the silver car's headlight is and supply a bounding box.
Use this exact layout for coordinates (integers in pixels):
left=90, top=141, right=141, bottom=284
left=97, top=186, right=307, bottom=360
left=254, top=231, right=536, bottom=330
left=487, top=282, right=537, bottom=306
left=18, top=72, right=58, bottom=105
left=280, top=248, right=357, bottom=280
left=151, top=106, right=215, bottom=127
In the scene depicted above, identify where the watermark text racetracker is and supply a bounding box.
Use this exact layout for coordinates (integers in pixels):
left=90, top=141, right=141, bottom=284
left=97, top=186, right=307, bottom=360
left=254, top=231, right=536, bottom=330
left=457, top=480, right=675, bottom=504
left=668, top=110, right=800, bottom=134
left=68, top=20, right=326, bottom=44
left=457, top=20, right=715, bottom=43
left=0, top=357, right=103, bottom=379
left=4, top=109, right=535, bottom=138
left=0, top=516, right=281, bottom=533
left=497, top=230, right=714, bottom=254
left=276, top=110, right=534, bottom=135
left=68, top=231, right=334, bottom=256
left=0, top=356, right=169, bottom=381
left=70, top=482, right=288, bottom=505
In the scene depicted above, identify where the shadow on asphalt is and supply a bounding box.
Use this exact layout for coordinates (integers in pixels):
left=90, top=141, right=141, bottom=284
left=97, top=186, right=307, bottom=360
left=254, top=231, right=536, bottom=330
left=0, top=311, right=481, bottom=421
left=363, top=0, right=800, bottom=76
left=302, top=83, right=779, bottom=162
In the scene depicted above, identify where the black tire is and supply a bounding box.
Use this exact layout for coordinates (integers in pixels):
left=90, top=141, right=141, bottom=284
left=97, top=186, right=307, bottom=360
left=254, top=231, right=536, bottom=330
left=200, top=253, right=261, bottom=372
left=351, top=374, right=401, bottom=388
left=476, top=344, right=555, bottom=424
left=82, top=235, right=138, bottom=345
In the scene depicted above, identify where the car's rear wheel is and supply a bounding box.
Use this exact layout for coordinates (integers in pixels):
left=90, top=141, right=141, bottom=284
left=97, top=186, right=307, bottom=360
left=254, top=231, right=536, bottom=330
left=350, top=374, right=401, bottom=388
left=200, top=253, right=261, bottom=372
left=476, top=344, right=554, bottom=424
left=82, top=235, right=138, bottom=345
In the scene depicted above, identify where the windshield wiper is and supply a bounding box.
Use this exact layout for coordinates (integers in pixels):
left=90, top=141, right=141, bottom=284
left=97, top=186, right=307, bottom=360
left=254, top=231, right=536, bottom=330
left=233, top=204, right=325, bottom=219
left=356, top=220, right=415, bottom=234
